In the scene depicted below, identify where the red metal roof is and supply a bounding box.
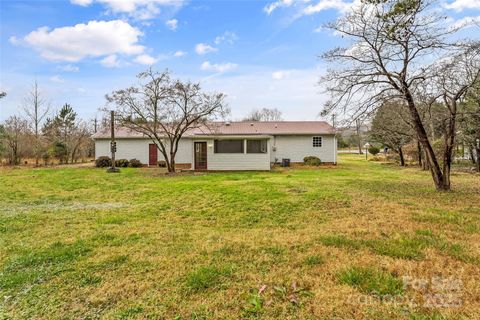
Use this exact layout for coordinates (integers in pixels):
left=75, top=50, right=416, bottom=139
left=92, top=121, right=335, bottom=139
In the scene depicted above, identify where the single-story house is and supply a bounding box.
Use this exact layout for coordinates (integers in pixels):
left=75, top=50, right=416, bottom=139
left=92, top=121, right=337, bottom=170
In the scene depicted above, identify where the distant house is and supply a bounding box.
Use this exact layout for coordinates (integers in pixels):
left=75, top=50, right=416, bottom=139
left=92, top=121, right=337, bottom=170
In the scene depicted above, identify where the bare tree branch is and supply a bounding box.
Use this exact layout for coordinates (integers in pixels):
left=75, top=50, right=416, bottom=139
left=106, top=69, right=229, bottom=172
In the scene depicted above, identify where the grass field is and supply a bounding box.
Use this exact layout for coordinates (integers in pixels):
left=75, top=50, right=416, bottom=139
left=1, top=155, right=479, bottom=319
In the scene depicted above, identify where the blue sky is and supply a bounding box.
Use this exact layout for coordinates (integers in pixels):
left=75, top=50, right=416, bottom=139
left=1, top=0, right=479, bottom=122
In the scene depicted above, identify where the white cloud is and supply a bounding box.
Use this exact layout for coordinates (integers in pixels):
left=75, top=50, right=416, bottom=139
left=449, top=15, right=480, bottom=29
left=214, top=31, right=238, bottom=45
left=71, top=0, right=92, bottom=5
left=272, top=70, right=292, bottom=79
left=134, top=54, right=158, bottom=65
left=173, top=50, right=187, bottom=57
left=23, top=20, right=144, bottom=62
left=100, top=54, right=121, bottom=68
left=70, top=0, right=183, bottom=20
left=264, top=0, right=295, bottom=15
left=166, top=19, right=178, bottom=30
left=195, top=43, right=218, bottom=55
left=303, top=0, right=350, bottom=15
left=344, top=41, right=370, bottom=57
left=58, top=64, right=80, bottom=72
left=200, top=61, right=237, bottom=73
left=9, top=36, right=20, bottom=45
left=444, top=0, right=480, bottom=11
left=264, top=0, right=353, bottom=18
left=50, top=75, right=65, bottom=83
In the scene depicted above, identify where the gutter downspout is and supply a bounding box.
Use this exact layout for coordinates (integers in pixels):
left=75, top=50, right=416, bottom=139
left=273, top=135, right=277, bottom=165
left=333, top=129, right=337, bottom=165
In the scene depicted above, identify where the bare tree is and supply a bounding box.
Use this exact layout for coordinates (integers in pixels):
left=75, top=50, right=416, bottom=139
left=243, top=108, right=283, bottom=121
left=355, top=118, right=364, bottom=154
left=23, top=81, right=49, bottom=166
left=428, top=47, right=480, bottom=185
left=370, top=101, right=413, bottom=166
left=43, top=104, right=90, bottom=164
left=2, top=116, right=29, bottom=165
left=320, top=0, right=479, bottom=190
left=457, top=77, right=480, bottom=172
left=414, top=93, right=439, bottom=169
left=106, top=69, right=228, bottom=173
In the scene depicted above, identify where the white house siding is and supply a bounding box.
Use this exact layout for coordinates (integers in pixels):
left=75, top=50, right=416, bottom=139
left=94, top=134, right=336, bottom=169
left=95, top=139, right=150, bottom=164
left=197, top=138, right=271, bottom=171
left=271, top=135, right=336, bottom=163
left=95, top=138, right=194, bottom=167
left=161, top=138, right=193, bottom=166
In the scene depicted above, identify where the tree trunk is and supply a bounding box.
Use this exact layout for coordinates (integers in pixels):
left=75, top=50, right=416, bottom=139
left=356, top=119, right=363, bottom=154
left=476, top=147, right=480, bottom=173
left=422, top=149, right=429, bottom=171
left=398, top=147, right=405, bottom=166
left=417, top=141, right=422, bottom=167
left=12, top=142, right=19, bottom=165
left=441, top=113, right=456, bottom=190
left=469, top=147, right=476, bottom=164
left=161, top=148, right=175, bottom=173
left=404, top=93, right=447, bottom=190
left=169, top=152, right=176, bottom=173
left=156, top=142, right=173, bottom=173
left=34, top=83, right=39, bottom=167
left=34, top=137, right=39, bottom=166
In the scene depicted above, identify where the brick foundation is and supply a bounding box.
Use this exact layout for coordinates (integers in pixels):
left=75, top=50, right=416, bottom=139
left=175, top=163, right=192, bottom=169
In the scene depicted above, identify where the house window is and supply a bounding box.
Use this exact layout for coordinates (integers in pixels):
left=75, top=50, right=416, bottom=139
left=247, top=140, right=267, bottom=153
left=312, top=136, right=322, bottom=147
left=214, top=140, right=244, bottom=153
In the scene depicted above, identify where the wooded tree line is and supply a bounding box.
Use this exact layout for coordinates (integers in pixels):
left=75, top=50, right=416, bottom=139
left=242, top=108, right=283, bottom=122
left=321, top=0, right=480, bottom=190
left=0, top=83, right=93, bottom=165
left=369, top=83, right=480, bottom=172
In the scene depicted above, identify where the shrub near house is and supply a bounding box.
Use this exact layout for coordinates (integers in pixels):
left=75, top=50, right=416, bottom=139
left=95, top=157, right=142, bottom=168
left=95, top=156, right=111, bottom=168
left=303, top=156, right=321, bottom=166
left=115, top=159, right=129, bottom=167
left=368, top=146, right=380, bottom=156
left=128, top=159, right=142, bottom=168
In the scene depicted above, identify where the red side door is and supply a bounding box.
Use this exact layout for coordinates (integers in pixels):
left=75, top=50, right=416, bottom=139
left=194, top=142, right=207, bottom=170
left=149, top=144, right=157, bottom=166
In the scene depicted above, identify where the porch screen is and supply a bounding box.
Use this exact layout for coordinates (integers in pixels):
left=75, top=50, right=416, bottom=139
left=214, top=140, right=244, bottom=153
left=247, top=140, right=267, bottom=153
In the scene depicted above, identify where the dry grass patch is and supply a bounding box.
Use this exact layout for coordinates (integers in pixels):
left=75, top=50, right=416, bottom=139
left=1, top=155, right=479, bottom=319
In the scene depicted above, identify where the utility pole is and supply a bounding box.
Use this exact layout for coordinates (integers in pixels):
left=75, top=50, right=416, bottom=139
left=107, top=110, right=119, bottom=173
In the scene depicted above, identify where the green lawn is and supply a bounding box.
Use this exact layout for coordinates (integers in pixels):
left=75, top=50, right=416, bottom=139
left=1, top=155, right=479, bottom=319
